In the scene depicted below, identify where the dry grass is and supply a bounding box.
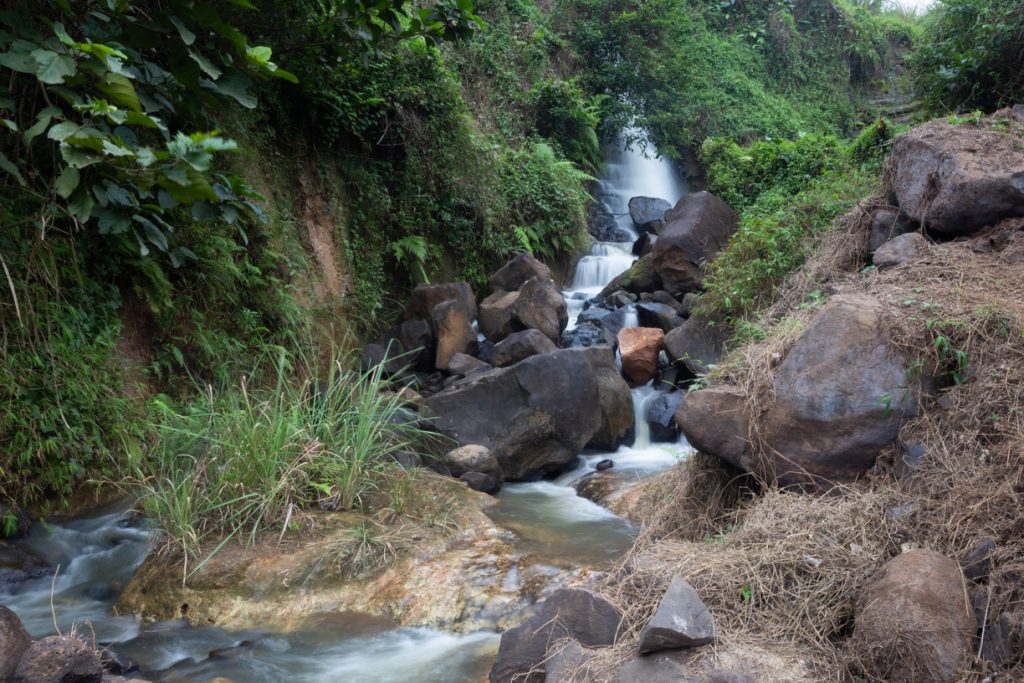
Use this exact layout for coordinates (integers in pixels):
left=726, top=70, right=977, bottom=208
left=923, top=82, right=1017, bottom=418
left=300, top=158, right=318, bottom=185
left=594, top=209, right=1024, bottom=680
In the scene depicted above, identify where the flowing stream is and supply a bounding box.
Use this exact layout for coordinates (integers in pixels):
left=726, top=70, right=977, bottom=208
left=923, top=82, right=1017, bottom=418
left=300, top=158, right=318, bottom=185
left=2, top=132, right=689, bottom=682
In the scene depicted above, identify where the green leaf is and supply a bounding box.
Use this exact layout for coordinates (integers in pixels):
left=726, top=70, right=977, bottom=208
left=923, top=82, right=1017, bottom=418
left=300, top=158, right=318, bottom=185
left=199, top=71, right=256, bottom=108
left=47, top=121, right=79, bottom=141
left=0, top=150, right=25, bottom=185
left=134, top=215, right=168, bottom=251
left=31, top=49, right=76, bottom=84
left=54, top=166, right=79, bottom=198
left=169, top=16, right=196, bottom=46
left=23, top=105, right=61, bottom=144
left=0, top=50, right=36, bottom=74
left=189, top=49, right=222, bottom=80
left=97, top=207, right=132, bottom=234
left=67, top=184, right=95, bottom=222
left=97, top=73, right=141, bottom=112
left=1, top=118, right=16, bottom=132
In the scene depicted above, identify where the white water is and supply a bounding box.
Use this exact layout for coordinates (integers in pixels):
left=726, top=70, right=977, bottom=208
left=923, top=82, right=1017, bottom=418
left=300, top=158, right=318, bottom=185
left=493, top=132, right=693, bottom=564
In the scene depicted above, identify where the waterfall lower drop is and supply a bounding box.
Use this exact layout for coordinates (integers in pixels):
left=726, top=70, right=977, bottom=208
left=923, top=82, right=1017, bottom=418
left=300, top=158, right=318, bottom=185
left=492, top=132, right=693, bottom=566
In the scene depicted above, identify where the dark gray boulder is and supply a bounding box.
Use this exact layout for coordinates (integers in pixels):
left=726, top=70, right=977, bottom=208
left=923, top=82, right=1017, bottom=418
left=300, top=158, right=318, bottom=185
left=460, top=471, right=502, bottom=494
left=589, top=210, right=633, bottom=243
left=444, top=444, right=502, bottom=480
left=14, top=636, right=103, bottom=683
left=873, top=232, right=929, bottom=269
left=478, top=290, right=520, bottom=342
left=446, top=353, right=491, bottom=377
left=490, top=252, right=554, bottom=293
left=1, top=606, right=31, bottom=681
left=599, top=254, right=662, bottom=297
left=383, top=318, right=434, bottom=371
left=638, top=576, right=716, bottom=653
left=405, top=282, right=476, bottom=321
left=514, top=277, right=568, bottom=344
left=663, top=314, right=727, bottom=375
left=885, top=119, right=1024, bottom=236
left=632, top=232, right=656, bottom=257
left=423, top=349, right=602, bottom=480
left=581, top=346, right=635, bottom=451
left=629, top=196, right=673, bottom=233
left=637, top=302, right=684, bottom=333
left=867, top=208, right=915, bottom=252
left=651, top=192, right=739, bottom=295
left=489, top=588, right=621, bottom=683
left=646, top=391, right=684, bottom=443
left=491, top=329, right=557, bottom=368
left=676, top=386, right=749, bottom=471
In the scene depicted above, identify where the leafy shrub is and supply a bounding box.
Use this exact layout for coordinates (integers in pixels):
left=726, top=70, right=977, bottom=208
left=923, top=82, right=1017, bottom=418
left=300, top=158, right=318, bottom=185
left=913, top=0, right=1024, bottom=113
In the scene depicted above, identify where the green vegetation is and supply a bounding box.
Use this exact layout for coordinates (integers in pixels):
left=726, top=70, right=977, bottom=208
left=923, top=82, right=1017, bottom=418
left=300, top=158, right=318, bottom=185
left=913, top=0, right=1024, bottom=114
left=129, top=350, right=426, bottom=566
left=699, top=121, right=891, bottom=317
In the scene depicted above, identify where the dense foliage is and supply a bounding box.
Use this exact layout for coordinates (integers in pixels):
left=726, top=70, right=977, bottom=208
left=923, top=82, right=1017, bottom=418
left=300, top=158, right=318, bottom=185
left=913, top=0, right=1024, bottom=113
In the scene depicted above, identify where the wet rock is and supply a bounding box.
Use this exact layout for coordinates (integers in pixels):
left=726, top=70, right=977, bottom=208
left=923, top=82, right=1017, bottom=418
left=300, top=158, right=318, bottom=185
left=561, top=320, right=614, bottom=348
left=606, top=290, right=637, bottom=308
left=652, top=192, right=739, bottom=295
left=618, top=327, right=665, bottom=386
left=651, top=290, right=680, bottom=307
left=637, top=302, right=684, bottom=333
left=678, top=292, right=703, bottom=318
left=852, top=549, right=976, bottom=683
left=646, top=391, right=684, bottom=442
left=582, top=346, right=635, bottom=451
left=589, top=210, right=633, bottom=243
left=100, top=651, right=138, bottom=675
left=574, top=472, right=617, bottom=504
left=447, top=353, right=491, bottom=377
left=677, top=386, right=749, bottom=471
left=629, top=196, right=673, bottom=232
left=209, top=640, right=255, bottom=660
left=596, top=459, right=614, bottom=471
left=760, top=294, right=916, bottom=484
left=489, top=588, right=621, bottom=683
left=383, top=319, right=435, bottom=371
left=491, top=329, right=557, bottom=368
left=490, top=252, right=554, bottom=293
left=423, top=349, right=602, bottom=480
left=885, top=118, right=1024, bottom=236
left=873, top=232, right=928, bottom=269
left=0, top=504, right=31, bottom=539
left=432, top=300, right=476, bottom=371
left=14, top=635, right=103, bottom=683
left=476, top=340, right=495, bottom=365
left=663, top=314, right=727, bottom=375
left=638, top=576, right=715, bottom=653
left=460, top=471, right=502, bottom=494
left=632, top=231, right=656, bottom=257
left=867, top=207, right=916, bottom=252
left=577, top=306, right=630, bottom=338
left=599, top=254, right=662, bottom=297
left=961, top=537, right=997, bottom=582
left=445, top=445, right=502, bottom=479
left=1, top=605, right=32, bottom=680
left=405, top=282, right=476, bottom=321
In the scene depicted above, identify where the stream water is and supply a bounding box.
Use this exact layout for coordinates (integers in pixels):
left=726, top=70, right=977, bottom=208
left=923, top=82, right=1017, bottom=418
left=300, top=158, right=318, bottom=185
left=3, top=133, right=689, bottom=682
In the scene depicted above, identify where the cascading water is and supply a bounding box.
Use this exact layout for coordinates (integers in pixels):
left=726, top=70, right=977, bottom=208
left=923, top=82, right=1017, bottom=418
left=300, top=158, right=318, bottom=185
left=491, top=132, right=694, bottom=563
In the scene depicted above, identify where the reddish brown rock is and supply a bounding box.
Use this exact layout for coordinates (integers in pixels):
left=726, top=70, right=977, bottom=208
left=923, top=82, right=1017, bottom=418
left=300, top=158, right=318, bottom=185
left=618, top=327, right=664, bottom=386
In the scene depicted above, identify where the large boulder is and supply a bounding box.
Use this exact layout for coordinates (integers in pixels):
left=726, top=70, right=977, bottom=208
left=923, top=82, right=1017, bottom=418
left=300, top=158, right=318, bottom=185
left=490, top=252, right=554, bottom=293
left=405, top=282, right=476, bottom=321
left=636, top=302, right=684, bottom=333
left=663, top=314, right=727, bottom=375
left=645, top=391, right=684, bottom=443
left=629, top=196, right=673, bottom=233
left=651, top=192, right=739, bottom=295
left=490, top=588, right=621, bottom=683
left=384, top=318, right=434, bottom=371
left=759, top=294, right=916, bottom=484
left=444, top=444, right=502, bottom=480
left=589, top=208, right=633, bottom=243
left=676, top=386, right=749, bottom=471
left=479, top=278, right=567, bottom=344
left=581, top=346, right=635, bottom=451
left=491, top=330, right=558, bottom=369
left=423, top=349, right=602, bottom=480
left=851, top=549, right=976, bottom=682
left=1, top=606, right=31, bottom=681
left=432, top=300, right=476, bottom=371
left=638, top=576, right=716, bottom=653
left=14, top=636, right=103, bottom=683
left=618, top=327, right=664, bottom=386
left=885, top=119, right=1024, bottom=236
left=599, top=254, right=662, bottom=297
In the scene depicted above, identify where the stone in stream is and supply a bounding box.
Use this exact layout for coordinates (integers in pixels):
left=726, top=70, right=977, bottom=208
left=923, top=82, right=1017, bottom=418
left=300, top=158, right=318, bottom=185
left=596, top=459, right=614, bottom=471
left=636, top=302, right=684, bottom=333
left=851, top=549, right=976, bottom=682
left=479, top=277, right=567, bottom=345
left=490, top=252, right=554, bottom=293
left=645, top=391, right=684, bottom=442
left=651, top=192, right=739, bottom=295
left=606, top=290, right=637, bottom=309
left=873, top=232, right=929, bottom=269
left=0, top=606, right=32, bottom=681
left=638, top=576, right=716, bottom=653
left=404, top=282, right=476, bottom=321
left=632, top=231, right=656, bottom=257
left=618, top=327, right=665, bottom=386
left=582, top=346, right=635, bottom=451
left=663, top=314, right=727, bottom=375
left=588, top=208, right=633, bottom=243
left=885, top=118, right=1024, bottom=236
left=13, top=635, right=103, bottom=683
left=491, top=329, right=557, bottom=368
left=432, top=300, right=476, bottom=371
left=422, top=348, right=602, bottom=480
left=629, top=196, right=673, bottom=233
left=460, top=471, right=502, bottom=494
left=489, top=588, right=621, bottom=683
